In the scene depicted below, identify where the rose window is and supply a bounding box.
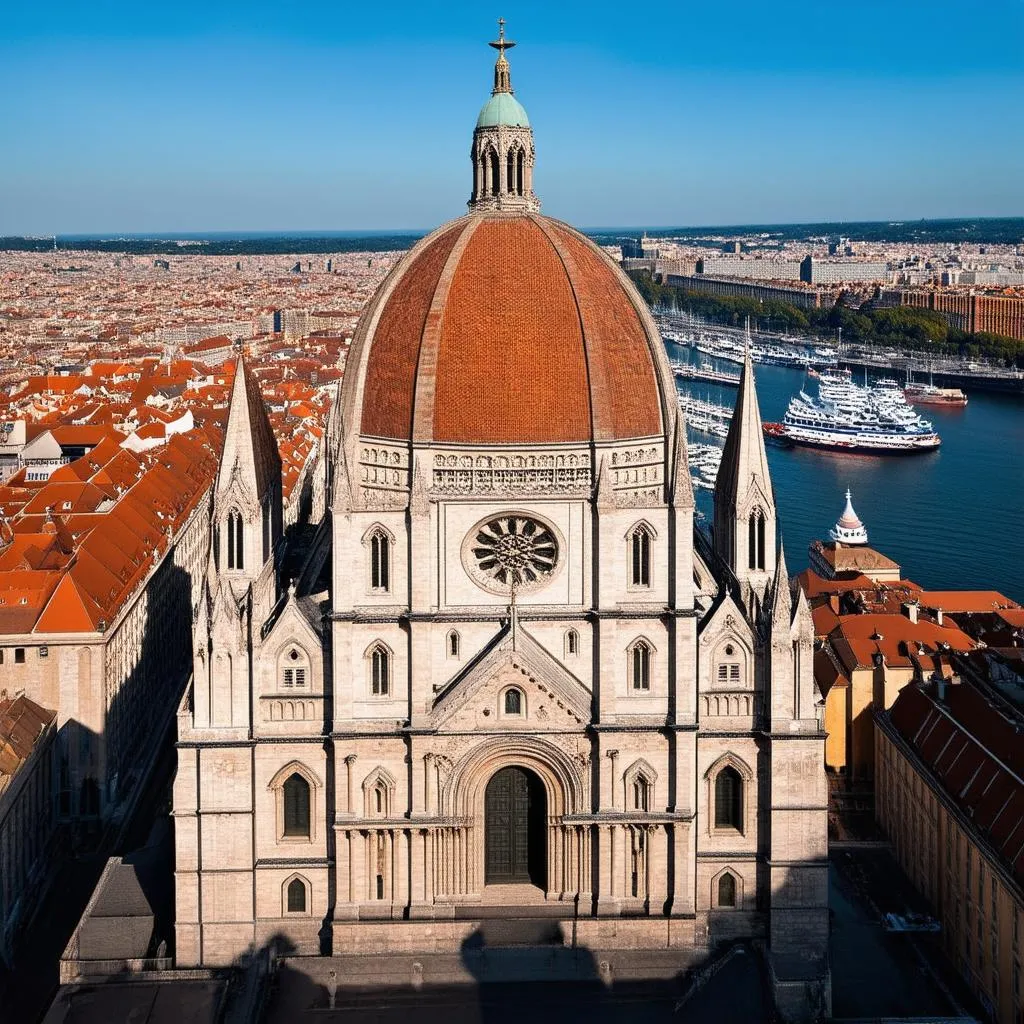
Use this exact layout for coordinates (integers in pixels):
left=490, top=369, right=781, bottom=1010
left=468, top=515, right=559, bottom=592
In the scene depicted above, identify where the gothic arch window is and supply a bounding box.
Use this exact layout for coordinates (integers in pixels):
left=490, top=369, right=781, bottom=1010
left=716, top=870, right=738, bottom=908
left=489, top=148, right=500, bottom=196
left=506, top=147, right=516, bottom=194
left=624, top=758, right=657, bottom=812
left=516, top=149, right=525, bottom=195
left=285, top=875, right=309, bottom=914
left=748, top=509, right=766, bottom=571
left=714, top=766, right=743, bottom=830
left=279, top=645, right=309, bottom=690
left=362, top=767, right=396, bottom=818
left=628, top=639, right=653, bottom=692
left=283, top=773, right=311, bottom=838
left=633, top=775, right=650, bottom=812
left=227, top=509, right=244, bottom=570
left=715, top=642, right=744, bottom=686
left=502, top=687, right=524, bottom=716
left=366, top=526, right=391, bottom=593
left=704, top=753, right=752, bottom=837
left=367, top=642, right=391, bottom=697
left=447, top=630, right=461, bottom=660
left=628, top=523, right=654, bottom=588
left=565, top=629, right=580, bottom=657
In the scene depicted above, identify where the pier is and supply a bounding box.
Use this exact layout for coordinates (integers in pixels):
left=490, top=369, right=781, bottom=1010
left=839, top=350, right=1024, bottom=396
left=671, top=362, right=740, bottom=387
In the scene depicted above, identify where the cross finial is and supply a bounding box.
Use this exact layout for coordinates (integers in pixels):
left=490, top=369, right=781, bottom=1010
left=489, top=17, right=516, bottom=57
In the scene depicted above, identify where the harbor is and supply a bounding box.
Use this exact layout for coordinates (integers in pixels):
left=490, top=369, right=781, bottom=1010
left=655, top=309, right=1024, bottom=396
left=667, top=337, right=1024, bottom=601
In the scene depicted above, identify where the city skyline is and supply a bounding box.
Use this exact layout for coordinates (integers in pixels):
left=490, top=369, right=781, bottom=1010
left=2, top=0, right=1022, bottom=234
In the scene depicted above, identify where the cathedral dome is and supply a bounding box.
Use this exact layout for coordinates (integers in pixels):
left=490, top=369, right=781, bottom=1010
left=352, top=211, right=669, bottom=446
left=476, top=92, right=530, bottom=128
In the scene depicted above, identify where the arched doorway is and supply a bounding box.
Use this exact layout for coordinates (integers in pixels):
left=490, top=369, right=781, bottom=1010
left=484, top=766, right=546, bottom=886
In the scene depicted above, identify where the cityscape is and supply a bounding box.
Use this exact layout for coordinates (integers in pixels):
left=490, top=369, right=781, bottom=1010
left=1, top=4, right=1022, bottom=1024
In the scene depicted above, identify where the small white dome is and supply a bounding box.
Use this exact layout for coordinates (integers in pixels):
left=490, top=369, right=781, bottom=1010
left=829, top=489, right=868, bottom=546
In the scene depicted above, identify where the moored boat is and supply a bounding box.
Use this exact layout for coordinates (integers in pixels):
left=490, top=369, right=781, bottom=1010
left=904, top=383, right=968, bottom=407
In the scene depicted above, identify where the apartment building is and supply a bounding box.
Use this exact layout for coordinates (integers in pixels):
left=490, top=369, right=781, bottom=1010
left=0, top=693, right=58, bottom=966
left=877, top=677, right=1024, bottom=1024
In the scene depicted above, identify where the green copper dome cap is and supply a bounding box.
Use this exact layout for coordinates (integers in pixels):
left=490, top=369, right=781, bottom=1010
left=476, top=92, right=530, bottom=128
left=476, top=19, right=530, bottom=128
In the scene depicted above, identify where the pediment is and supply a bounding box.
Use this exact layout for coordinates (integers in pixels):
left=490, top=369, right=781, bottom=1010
left=260, top=591, right=323, bottom=653
left=698, top=590, right=754, bottom=650
left=430, top=623, right=592, bottom=731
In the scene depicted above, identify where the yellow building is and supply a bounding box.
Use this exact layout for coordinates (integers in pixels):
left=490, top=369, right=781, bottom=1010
left=876, top=678, right=1024, bottom=1023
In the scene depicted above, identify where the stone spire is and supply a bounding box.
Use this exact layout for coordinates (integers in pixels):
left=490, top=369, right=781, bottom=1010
left=469, top=21, right=540, bottom=213
left=212, top=348, right=282, bottom=588
left=713, top=345, right=777, bottom=591
left=830, top=489, right=868, bottom=546
left=490, top=18, right=514, bottom=94
left=217, top=349, right=281, bottom=504
left=769, top=542, right=792, bottom=633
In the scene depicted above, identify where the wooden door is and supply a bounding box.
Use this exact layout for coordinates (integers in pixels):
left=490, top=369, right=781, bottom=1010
left=485, top=766, right=533, bottom=884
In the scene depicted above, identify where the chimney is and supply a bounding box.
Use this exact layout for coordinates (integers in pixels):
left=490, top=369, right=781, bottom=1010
left=903, top=600, right=920, bottom=625
left=935, top=608, right=944, bottom=627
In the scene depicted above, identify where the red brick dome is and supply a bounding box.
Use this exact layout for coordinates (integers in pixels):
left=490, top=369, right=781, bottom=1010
left=352, top=213, right=668, bottom=446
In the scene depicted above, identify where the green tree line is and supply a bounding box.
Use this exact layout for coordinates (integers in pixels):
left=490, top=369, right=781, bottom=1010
left=628, top=271, right=1024, bottom=368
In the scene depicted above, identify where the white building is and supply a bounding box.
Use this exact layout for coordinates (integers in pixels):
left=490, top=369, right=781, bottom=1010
left=173, top=30, right=830, bottom=1021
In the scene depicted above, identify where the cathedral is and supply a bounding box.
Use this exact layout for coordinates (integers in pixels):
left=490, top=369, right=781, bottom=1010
left=173, top=26, right=829, bottom=1019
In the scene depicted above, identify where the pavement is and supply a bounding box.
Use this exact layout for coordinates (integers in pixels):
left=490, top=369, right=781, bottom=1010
left=828, top=846, right=985, bottom=1021
left=262, top=946, right=773, bottom=1024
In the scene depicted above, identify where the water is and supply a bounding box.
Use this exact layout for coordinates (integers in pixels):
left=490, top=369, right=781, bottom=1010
left=669, top=342, right=1024, bottom=602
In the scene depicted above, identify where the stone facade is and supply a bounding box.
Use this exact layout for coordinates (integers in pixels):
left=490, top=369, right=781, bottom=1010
left=173, top=34, right=830, bottom=1020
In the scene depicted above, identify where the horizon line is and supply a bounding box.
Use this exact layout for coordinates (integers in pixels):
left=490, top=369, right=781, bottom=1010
left=3, top=212, right=1024, bottom=242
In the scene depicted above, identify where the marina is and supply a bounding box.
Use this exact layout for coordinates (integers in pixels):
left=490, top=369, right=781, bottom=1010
left=656, top=308, right=1024, bottom=395
left=667, top=339, right=1024, bottom=600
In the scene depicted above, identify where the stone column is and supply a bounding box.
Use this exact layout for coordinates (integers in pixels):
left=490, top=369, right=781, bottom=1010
left=671, top=821, right=695, bottom=915
left=597, top=824, right=621, bottom=915
left=409, top=828, right=427, bottom=914
left=344, top=755, right=356, bottom=815
left=424, top=753, right=436, bottom=816
left=648, top=824, right=667, bottom=915
left=425, top=828, right=436, bottom=905
left=351, top=830, right=366, bottom=907
left=607, top=749, right=619, bottom=810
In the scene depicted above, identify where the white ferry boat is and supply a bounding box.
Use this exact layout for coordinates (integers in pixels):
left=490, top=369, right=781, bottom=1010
left=764, top=376, right=942, bottom=454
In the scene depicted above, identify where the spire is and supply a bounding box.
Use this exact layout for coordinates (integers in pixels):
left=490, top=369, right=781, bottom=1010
left=489, top=18, right=515, bottom=94
left=217, top=349, right=281, bottom=502
left=830, top=489, right=868, bottom=546
left=714, top=345, right=773, bottom=512
left=770, top=542, right=792, bottom=629
left=713, top=343, right=777, bottom=588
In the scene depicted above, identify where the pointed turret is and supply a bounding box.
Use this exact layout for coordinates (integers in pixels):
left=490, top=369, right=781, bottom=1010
left=769, top=543, right=792, bottom=632
left=217, top=350, right=281, bottom=503
left=830, top=488, right=868, bottom=546
left=713, top=345, right=776, bottom=591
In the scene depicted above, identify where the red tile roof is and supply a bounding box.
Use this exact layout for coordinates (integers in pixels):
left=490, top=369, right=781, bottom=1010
left=358, top=213, right=663, bottom=445
left=888, top=681, right=1024, bottom=887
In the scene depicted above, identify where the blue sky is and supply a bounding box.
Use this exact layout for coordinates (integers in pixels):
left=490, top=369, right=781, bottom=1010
left=1, top=0, right=1022, bottom=233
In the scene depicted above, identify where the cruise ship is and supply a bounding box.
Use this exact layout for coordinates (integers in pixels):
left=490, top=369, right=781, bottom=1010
left=764, top=372, right=942, bottom=454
